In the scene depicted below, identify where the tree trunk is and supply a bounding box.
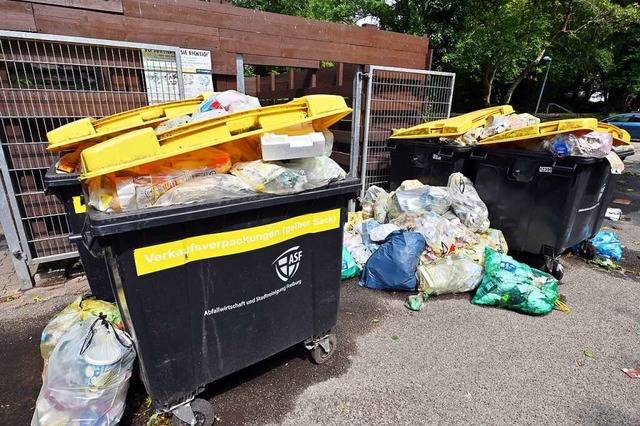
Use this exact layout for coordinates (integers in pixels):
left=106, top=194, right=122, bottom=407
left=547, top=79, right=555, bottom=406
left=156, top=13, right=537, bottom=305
left=503, top=50, right=548, bottom=104
left=482, top=63, right=498, bottom=106
left=503, top=4, right=573, bottom=104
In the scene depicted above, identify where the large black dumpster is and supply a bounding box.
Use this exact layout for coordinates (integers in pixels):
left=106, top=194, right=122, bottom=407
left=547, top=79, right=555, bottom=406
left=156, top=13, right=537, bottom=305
left=44, top=167, right=113, bottom=300
left=387, top=139, right=473, bottom=189
left=470, top=147, right=632, bottom=278
left=83, top=178, right=359, bottom=423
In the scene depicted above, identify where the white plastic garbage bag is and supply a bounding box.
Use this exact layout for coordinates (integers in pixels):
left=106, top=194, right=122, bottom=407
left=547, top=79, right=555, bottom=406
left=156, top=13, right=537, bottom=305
left=369, top=224, right=401, bottom=243
left=32, top=317, right=136, bottom=426
left=447, top=173, right=490, bottom=233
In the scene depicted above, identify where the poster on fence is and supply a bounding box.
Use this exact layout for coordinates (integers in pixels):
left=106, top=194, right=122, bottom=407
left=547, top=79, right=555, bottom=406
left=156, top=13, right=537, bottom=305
left=141, top=49, right=180, bottom=104
left=180, top=49, right=214, bottom=98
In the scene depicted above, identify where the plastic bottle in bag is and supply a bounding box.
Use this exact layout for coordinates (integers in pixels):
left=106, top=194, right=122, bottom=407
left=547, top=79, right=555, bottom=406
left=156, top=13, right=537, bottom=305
left=447, top=173, right=489, bottom=233
left=32, top=317, right=136, bottom=426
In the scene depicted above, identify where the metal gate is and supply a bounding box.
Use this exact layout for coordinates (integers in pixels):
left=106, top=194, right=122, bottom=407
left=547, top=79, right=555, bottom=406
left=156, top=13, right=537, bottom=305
left=359, top=65, right=455, bottom=198
left=0, top=30, right=184, bottom=288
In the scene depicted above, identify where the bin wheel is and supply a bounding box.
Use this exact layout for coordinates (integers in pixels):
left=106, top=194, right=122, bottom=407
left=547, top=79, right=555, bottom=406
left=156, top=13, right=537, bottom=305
left=578, top=241, right=596, bottom=261
left=172, top=398, right=215, bottom=426
left=311, top=334, right=337, bottom=365
left=551, top=261, right=565, bottom=281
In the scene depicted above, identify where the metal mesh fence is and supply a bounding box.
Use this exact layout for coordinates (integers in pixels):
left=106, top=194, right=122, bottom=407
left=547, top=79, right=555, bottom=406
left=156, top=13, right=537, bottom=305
left=0, top=33, right=182, bottom=263
left=361, top=66, right=455, bottom=196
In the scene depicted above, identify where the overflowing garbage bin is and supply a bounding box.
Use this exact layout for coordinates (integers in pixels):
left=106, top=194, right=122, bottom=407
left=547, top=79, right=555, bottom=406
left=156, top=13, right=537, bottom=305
left=469, top=118, right=634, bottom=278
left=44, top=168, right=114, bottom=300
left=387, top=105, right=514, bottom=189
left=83, top=178, right=359, bottom=422
left=471, top=147, right=631, bottom=276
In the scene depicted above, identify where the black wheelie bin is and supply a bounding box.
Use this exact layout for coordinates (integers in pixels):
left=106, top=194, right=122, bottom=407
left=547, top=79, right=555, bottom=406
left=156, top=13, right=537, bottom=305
left=470, top=145, right=633, bottom=279
left=44, top=167, right=114, bottom=300
left=82, top=178, right=360, bottom=425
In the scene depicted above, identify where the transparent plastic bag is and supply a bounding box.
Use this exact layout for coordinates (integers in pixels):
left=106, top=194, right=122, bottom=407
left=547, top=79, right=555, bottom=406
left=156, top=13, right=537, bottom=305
left=374, top=191, right=391, bottom=224
left=480, top=113, right=539, bottom=139
left=354, top=219, right=381, bottom=253
left=444, top=217, right=479, bottom=250
left=417, top=253, right=484, bottom=295
left=32, top=317, right=136, bottom=426
left=192, top=90, right=261, bottom=120
left=155, top=174, right=256, bottom=206
left=231, top=160, right=307, bottom=194
left=542, top=131, right=613, bottom=158
left=362, top=186, right=387, bottom=220
left=390, top=211, right=451, bottom=256
left=398, top=179, right=424, bottom=191
left=542, top=133, right=580, bottom=156
left=40, top=296, right=123, bottom=364
left=343, top=231, right=372, bottom=266
left=387, top=185, right=451, bottom=219
left=87, top=147, right=232, bottom=212
left=457, top=228, right=509, bottom=266
left=447, top=173, right=489, bottom=233
left=155, top=115, right=192, bottom=134
left=230, top=156, right=345, bottom=195
left=285, top=156, right=346, bottom=188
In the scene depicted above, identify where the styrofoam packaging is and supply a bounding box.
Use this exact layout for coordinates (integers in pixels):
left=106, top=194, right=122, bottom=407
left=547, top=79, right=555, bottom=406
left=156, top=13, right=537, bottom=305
left=261, top=132, right=326, bottom=161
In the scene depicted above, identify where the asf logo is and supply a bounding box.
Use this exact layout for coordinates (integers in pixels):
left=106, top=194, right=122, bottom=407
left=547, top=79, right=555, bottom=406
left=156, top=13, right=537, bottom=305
left=273, top=246, right=302, bottom=282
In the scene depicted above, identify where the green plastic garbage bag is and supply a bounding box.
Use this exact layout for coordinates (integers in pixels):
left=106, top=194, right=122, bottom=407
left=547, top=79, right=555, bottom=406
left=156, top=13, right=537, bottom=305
left=472, top=247, right=558, bottom=315
left=342, top=246, right=361, bottom=279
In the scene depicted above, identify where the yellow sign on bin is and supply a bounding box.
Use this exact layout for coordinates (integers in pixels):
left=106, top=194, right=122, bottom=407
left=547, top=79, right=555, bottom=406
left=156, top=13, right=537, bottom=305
left=133, top=209, right=341, bottom=276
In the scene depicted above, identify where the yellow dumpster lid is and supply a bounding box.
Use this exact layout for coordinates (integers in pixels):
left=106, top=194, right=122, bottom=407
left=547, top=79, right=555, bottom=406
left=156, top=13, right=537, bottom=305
left=389, top=105, right=515, bottom=139
left=47, top=92, right=214, bottom=152
left=597, top=122, right=631, bottom=146
left=477, top=118, right=599, bottom=145
left=80, top=95, right=352, bottom=180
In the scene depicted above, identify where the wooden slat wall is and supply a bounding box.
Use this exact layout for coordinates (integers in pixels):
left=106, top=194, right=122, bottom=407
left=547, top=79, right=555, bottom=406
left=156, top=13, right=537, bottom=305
left=3, top=0, right=429, bottom=77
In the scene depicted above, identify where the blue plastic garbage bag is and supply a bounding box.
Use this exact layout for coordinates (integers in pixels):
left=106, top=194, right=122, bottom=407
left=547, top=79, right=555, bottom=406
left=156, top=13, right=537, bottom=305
left=360, top=230, right=426, bottom=291
left=591, top=230, right=623, bottom=260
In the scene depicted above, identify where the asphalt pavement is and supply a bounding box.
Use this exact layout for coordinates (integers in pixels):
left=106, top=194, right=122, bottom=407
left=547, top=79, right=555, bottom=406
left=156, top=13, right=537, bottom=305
left=3, top=158, right=640, bottom=425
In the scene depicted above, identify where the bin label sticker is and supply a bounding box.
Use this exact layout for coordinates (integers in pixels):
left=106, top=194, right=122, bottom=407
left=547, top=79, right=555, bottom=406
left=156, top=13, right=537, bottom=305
left=432, top=154, right=442, bottom=161
left=273, top=246, right=302, bottom=282
left=72, top=196, right=87, bottom=214
left=539, top=166, right=552, bottom=173
left=133, top=209, right=341, bottom=276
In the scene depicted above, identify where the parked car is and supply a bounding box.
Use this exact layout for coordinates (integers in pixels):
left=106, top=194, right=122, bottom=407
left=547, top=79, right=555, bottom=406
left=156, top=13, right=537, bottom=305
left=601, top=112, right=640, bottom=141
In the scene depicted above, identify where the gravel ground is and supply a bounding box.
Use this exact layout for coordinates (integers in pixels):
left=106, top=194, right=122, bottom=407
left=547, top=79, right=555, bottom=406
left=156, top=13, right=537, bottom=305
left=3, top=158, right=640, bottom=426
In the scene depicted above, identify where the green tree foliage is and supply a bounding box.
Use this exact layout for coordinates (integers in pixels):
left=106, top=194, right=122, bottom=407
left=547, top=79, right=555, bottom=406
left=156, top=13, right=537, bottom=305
left=233, top=0, right=640, bottom=111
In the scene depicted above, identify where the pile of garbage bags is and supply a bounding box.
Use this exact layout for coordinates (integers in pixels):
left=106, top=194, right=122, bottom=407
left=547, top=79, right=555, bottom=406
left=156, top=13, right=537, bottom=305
left=33, top=296, right=134, bottom=426
left=344, top=173, right=559, bottom=316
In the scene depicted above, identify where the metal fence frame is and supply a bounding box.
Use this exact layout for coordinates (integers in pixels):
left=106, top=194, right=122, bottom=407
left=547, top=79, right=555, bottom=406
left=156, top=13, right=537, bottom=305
left=359, top=65, right=455, bottom=199
left=0, top=30, right=185, bottom=289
